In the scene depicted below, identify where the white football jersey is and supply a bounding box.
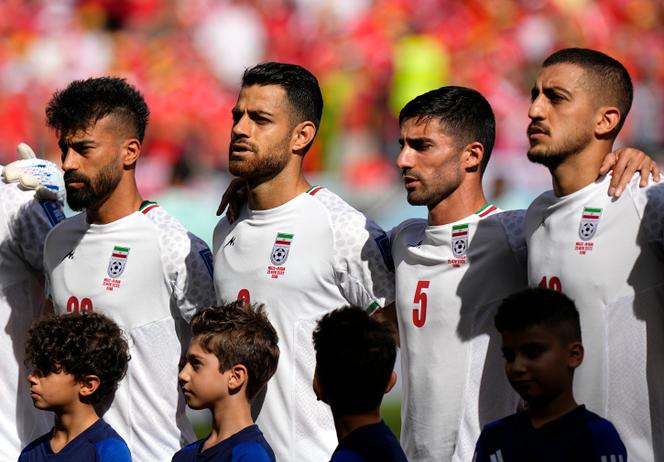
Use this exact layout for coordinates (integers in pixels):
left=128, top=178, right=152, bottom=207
left=526, top=174, right=664, bottom=462
left=0, top=170, right=64, bottom=461
left=43, top=201, right=216, bottom=462
left=391, top=205, right=526, bottom=462
left=213, top=186, right=395, bottom=462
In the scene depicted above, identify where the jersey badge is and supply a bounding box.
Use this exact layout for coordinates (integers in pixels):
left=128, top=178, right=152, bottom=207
left=448, top=223, right=469, bottom=267
left=103, top=246, right=129, bottom=291
left=374, top=232, right=394, bottom=271
left=575, top=207, right=601, bottom=254
left=266, top=232, right=293, bottom=279
left=40, top=200, right=65, bottom=226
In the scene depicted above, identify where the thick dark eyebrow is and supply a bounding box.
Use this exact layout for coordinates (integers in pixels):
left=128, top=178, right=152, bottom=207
left=403, top=136, right=434, bottom=148
left=231, top=108, right=274, bottom=119
left=543, top=85, right=573, bottom=99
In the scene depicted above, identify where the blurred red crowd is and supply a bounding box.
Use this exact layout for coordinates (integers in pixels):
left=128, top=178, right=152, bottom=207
left=0, top=0, right=662, bottom=191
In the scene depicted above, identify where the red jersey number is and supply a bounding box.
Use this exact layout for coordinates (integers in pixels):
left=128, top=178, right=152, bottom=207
left=237, top=289, right=251, bottom=304
left=66, top=296, right=93, bottom=313
left=412, top=280, right=430, bottom=328
left=539, top=276, right=562, bottom=292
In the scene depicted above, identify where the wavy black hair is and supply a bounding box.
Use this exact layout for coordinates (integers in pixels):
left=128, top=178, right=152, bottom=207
left=25, top=312, right=130, bottom=404
left=46, top=76, right=149, bottom=142
left=191, top=301, right=280, bottom=401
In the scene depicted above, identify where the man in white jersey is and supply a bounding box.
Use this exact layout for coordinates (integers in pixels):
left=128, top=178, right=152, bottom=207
left=213, top=62, right=395, bottom=461
left=525, top=48, right=664, bottom=461
left=41, top=77, right=216, bottom=462
left=0, top=148, right=65, bottom=460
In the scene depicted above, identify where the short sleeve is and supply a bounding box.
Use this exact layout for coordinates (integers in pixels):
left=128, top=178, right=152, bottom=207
left=494, top=209, right=527, bottom=270
left=588, top=418, right=627, bottom=461
left=95, top=437, right=132, bottom=462
left=633, top=182, right=664, bottom=252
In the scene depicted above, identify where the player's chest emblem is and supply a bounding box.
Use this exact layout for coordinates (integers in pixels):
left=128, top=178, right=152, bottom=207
left=103, top=245, right=129, bottom=291
left=449, top=223, right=469, bottom=267
left=267, top=232, right=293, bottom=279
left=575, top=207, right=602, bottom=254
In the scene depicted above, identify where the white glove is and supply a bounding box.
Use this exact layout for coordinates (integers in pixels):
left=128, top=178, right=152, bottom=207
left=2, top=143, right=65, bottom=202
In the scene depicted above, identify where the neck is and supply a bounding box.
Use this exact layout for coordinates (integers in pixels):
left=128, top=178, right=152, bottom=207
left=205, top=398, right=254, bottom=450
left=549, top=142, right=613, bottom=197
left=86, top=175, right=143, bottom=224
left=527, top=389, right=578, bottom=429
left=246, top=159, right=310, bottom=210
left=51, top=405, right=99, bottom=452
left=427, top=179, right=488, bottom=226
left=333, top=408, right=381, bottom=441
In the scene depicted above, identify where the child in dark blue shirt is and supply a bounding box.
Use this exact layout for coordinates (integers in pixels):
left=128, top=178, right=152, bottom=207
left=474, top=288, right=627, bottom=462
left=312, top=306, right=407, bottom=462
left=19, top=312, right=131, bottom=462
left=172, top=301, right=279, bottom=462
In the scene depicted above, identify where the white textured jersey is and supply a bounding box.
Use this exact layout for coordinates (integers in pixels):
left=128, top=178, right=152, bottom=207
left=525, top=174, right=664, bottom=462
left=213, top=186, right=395, bottom=462
left=390, top=205, right=526, bottom=462
left=0, top=169, right=64, bottom=461
left=43, top=201, right=216, bottom=462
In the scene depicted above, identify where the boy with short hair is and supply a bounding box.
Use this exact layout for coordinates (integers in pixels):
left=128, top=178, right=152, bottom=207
left=173, top=301, right=279, bottom=462
left=473, top=288, right=627, bottom=461
left=20, top=312, right=131, bottom=462
left=312, top=306, right=407, bottom=462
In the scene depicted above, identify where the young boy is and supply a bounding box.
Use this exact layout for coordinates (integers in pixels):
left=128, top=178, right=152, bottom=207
left=312, top=306, right=407, bottom=462
left=473, top=288, right=627, bottom=461
left=173, top=301, right=279, bottom=461
left=20, top=312, right=131, bottom=461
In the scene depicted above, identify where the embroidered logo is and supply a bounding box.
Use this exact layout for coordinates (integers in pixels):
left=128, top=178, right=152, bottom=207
left=451, top=224, right=469, bottom=257
left=270, top=233, right=293, bottom=266
left=107, top=246, right=129, bottom=278
left=578, top=207, right=602, bottom=241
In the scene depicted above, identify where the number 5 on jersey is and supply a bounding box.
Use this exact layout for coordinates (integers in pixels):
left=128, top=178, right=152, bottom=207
left=412, top=280, right=430, bottom=328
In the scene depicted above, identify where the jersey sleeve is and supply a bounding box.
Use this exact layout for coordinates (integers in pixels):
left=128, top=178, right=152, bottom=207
left=95, top=437, right=133, bottom=462
left=332, top=214, right=395, bottom=315
left=588, top=418, right=628, bottom=461
left=632, top=181, right=664, bottom=253
left=231, top=442, right=274, bottom=462
left=494, top=209, right=527, bottom=270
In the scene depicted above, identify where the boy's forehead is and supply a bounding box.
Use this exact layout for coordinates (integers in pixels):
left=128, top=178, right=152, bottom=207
left=501, top=324, right=558, bottom=345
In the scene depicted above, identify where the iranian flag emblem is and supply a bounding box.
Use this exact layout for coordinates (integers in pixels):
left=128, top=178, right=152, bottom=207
left=270, top=233, right=293, bottom=266
left=452, top=224, right=469, bottom=257
left=578, top=207, right=602, bottom=241
left=107, top=246, right=130, bottom=278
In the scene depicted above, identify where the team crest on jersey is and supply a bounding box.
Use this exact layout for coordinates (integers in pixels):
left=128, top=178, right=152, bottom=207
left=578, top=207, right=602, bottom=241
left=451, top=224, right=469, bottom=257
left=107, top=246, right=129, bottom=278
left=270, top=233, right=293, bottom=266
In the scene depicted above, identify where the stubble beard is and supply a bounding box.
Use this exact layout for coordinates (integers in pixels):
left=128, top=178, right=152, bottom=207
left=228, top=137, right=292, bottom=185
left=406, top=170, right=462, bottom=208
left=527, top=129, right=593, bottom=169
left=65, top=161, right=123, bottom=211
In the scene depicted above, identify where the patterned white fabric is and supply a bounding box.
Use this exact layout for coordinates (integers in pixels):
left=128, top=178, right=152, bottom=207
left=44, top=205, right=216, bottom=462
left=213, top=187, right=395, bottom=462
left=390, top=208, right=526, bottom=462
left=526, top=174, right=664, bottom=462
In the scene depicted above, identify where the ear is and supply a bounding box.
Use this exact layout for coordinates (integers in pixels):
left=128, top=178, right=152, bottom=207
left=228, top=364, right=248, bottom=393
left=78, top=374, right=101, bottom=398
left=567, top=341, right=584, bottom=369
left=462, top=141, right=484, bottom=173
left=122, top=139, right=142, bottom=167
left=312, top=370, right=324, bottom=402
left=594, top=107, right=621, bottom=137
left=291, top=121, right=317, bottom=154
left=384, top=371, right=397, bottom=394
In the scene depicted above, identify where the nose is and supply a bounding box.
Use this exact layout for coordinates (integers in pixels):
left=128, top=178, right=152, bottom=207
left=27, top=373, right=38, bottom=385
left=178, top=364, right=190, bottom=384
left=396, top=144, right=414, bottom=171
left=528, top=95, right=545, bottom=121
left=61, top=148, right=79, bottom=172
left=231, top=113, right=250, bottom=139
left=507, top=355, right=527, bottom=377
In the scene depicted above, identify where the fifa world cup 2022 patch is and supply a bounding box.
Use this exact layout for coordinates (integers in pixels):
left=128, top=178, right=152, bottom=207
left=266, top=232, right=293, bottom=279
left=448, top=223, right=468, bottom=268
left=575, top=207, right=602, bottom=255
left=103, top=245, right=129, bottom=291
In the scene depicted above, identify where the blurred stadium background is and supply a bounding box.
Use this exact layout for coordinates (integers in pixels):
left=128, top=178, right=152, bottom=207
left=2, top=0, right=662, bottom=437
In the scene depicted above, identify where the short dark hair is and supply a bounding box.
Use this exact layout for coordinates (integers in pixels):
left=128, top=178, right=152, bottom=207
left=190, top=301, right=279, bottom=401
left=312, top=306, right=396, bottom=415
left=46, top=76, right=150, bottom=142
left=543, top=48, right=633, bottom=135
left=242, top=62, right=323, bottom=151
left=399, top=86, right=496, bottom=175
left=25, top=313, right=130, bottom=405
left=495, top=288, right=582, bottom=344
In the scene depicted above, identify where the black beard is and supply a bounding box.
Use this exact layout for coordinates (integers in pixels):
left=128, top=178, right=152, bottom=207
left=65, top=163, right=122, bottom=211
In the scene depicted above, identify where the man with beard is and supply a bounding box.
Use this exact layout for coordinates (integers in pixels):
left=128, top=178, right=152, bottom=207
left=0, top=145, right=64, bottom=460
left=525, top=48, right=664, bottom=461
left=42, top=77, right=216, bottom=462
left=212, top=62, right=395, bottom=462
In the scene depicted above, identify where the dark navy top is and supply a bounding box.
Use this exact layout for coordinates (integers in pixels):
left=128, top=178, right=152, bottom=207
left=474, top=405, right=627, bottom=461
left=330, top=420, right=407, bottom=462
left=172, top=425, right=275, bottom=462
left=19, top=418, right=131, bottom=462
